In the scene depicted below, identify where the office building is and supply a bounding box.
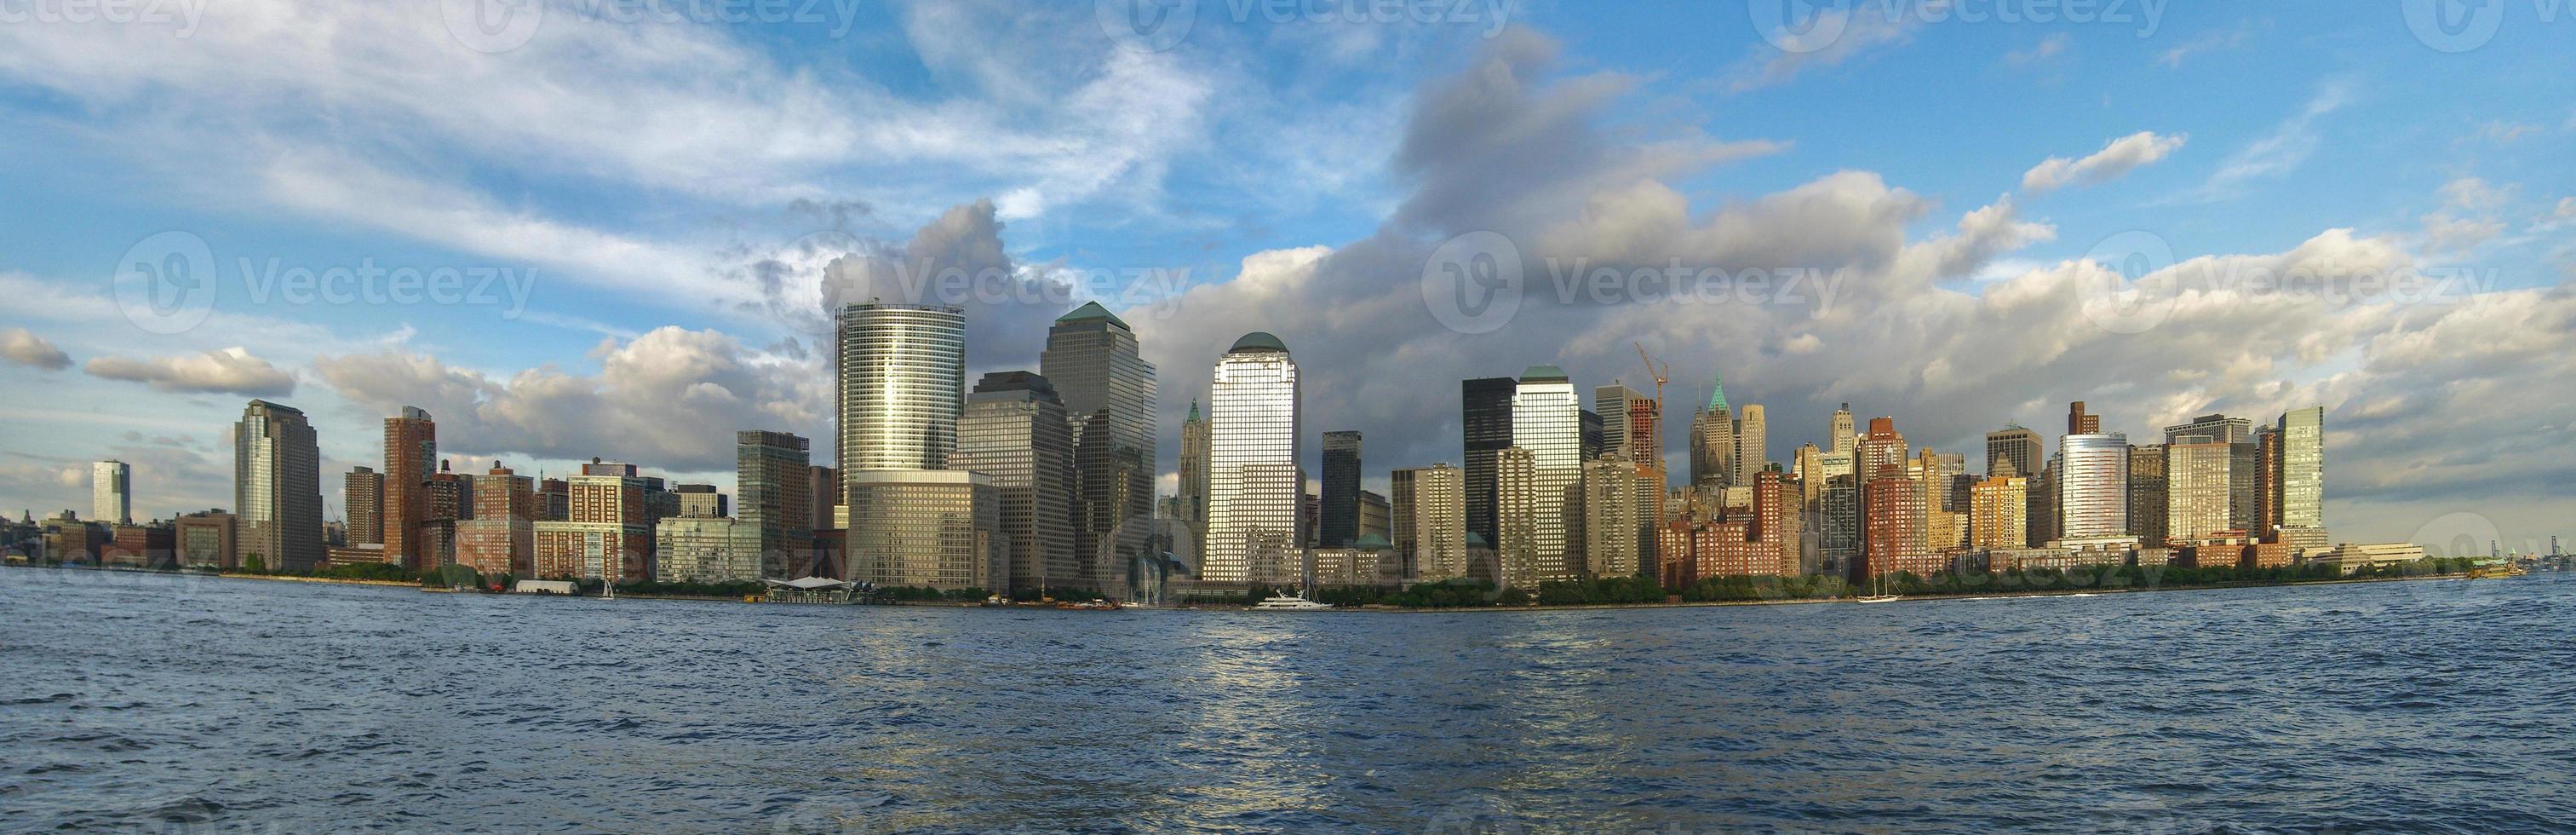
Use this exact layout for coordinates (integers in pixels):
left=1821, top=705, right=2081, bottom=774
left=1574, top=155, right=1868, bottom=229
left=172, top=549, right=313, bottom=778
left=1358, top=489, right=1390, bottom=544
left=1041, top=301, right=1157, bottom=597
left=382, top=406, right=435, bottom=570
left=2067, top=401, right=2101, bottom=435
left=343, top=466, right=383, bottom=545
left=2275, top=406, right=2325, bottom=529
left=2166, top=440, right=2235, bottom=544
left=1494, top=446, right=1540, bottom=590
left=1513, top=366, right=1582, bottom=583
left=1736, top=404, right=1768, bottom=480
left=656, top=516, right=765, bottom=584
left=951, top=371, right=1076, bottom=596
left=1690, top=375, right=1735, bottom=488
left=2164, top=413, right=2253, bottom=445
left=1403, top=464, right=1467, bottom=583
left=737, top=431, right=815, bottom=578
left=92, top=460, right=129, bottom=526
left=2127, top=444, right=2167, bottom=545
left=843, top=469, right=1003, bottom=590
left=1203, top=332, right=1301, bottom=586
left=1593, top=383, right=1646, bottom=462
left=838, top=302, right=966, bottom=475
left=174, top=509, right=237, bottom=570
left=674, top=484, right=726, bottom=519
left=1750, top=469, right=1801, bottom=578
left=234, top=400, right=324, bottom=572
left=1986, top=424, right=2040, bottom=478
left=1830, top=403, right=1857, bottom=457
left=1582, top=452, right=1641, bottom=579
left=1178, top=400, right=1209, bottom=566
left=1461, top=377, right=1516, bottom=554
left=2055, top=433, right=2131, bottom=539
left=1319, top=430, right=1362, bottom=548
left=1862, top=464, right=1930, bottom=581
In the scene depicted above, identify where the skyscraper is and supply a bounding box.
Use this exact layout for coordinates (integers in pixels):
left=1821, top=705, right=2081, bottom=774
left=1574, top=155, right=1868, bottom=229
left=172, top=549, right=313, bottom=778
left=1041, top=302, right=1157, bottom=596
left=92, top=460, right=129, bottom=526
left=1592, top=383, right=1643, bottom=460
left=1749, top=469, right=1800, bottom=578
left=2276, top=406, right=2325, bottom=530
left=1857, top=417, right=1908, bottom=479
left=1830, top=403, right=1856, bottom=457
left=1969, top=474, right=2027, bottom=550
left=383, top=406, right=434, bottom=570
left=1581, top=452, right=1640, bottom=579
left=838, top=302, right=967, bottom=477
left=234, top=400, right=323, bottom=572
left=343, top=466, right=382, bottom=545
left=1513, top=366, right=1582, bottom=583
left=1319, top=430, right=1363, bottom=548
left=1690, top=373, right=1734, bottom=488
left=1862, top=464, right=1927, bottom=583
left=1494, top=446, right=1539, bottom=590
left=1403, top=464, right=1467, bottom=582
left=2127, top=444, right=2168, bottom=546
left=1736, top=404, right=1768, bottom=480
left=1985, top=424, right=2040, bottom=478
left=2067, top=401, right=2101, bottom=435
left=2055, top=433, right=2130, bottom=539
left=1177, top=400, right=1210, bottom=567
left=1204, top=332, right=1300, bottom=586
left=952, top=371, right=1076, bottom=596
left=535, top=468, right=649, bottom=580
left=736, top=430, right=814, bottom=578
left=2166, top=440, right=2233, bottom=544
left=1460, top=377, right=1516, bottom=554
left=843, top=470, right=1002, bottom=591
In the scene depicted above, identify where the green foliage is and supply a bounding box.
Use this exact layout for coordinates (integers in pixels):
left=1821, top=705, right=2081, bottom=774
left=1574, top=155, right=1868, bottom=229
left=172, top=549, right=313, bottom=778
left=311, top=561, right=416, bottom=582
left=1535, top=575, right=1667, bottom=606
left=874, top=585, right=990, bottom=602
left=240, top=553, right=266, bottom=574
left=1375, top=579, right=1505, bottom=608
left=616, top=578, right=766, bottom=598
left=420, top=564, right=482, bottom=588
left=1678, top=573, right=1843, bottom=602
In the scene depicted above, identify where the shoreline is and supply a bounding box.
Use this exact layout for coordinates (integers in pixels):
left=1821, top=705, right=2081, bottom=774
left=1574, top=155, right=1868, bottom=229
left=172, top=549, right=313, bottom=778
left=3, top=563, right=2516, bottom=612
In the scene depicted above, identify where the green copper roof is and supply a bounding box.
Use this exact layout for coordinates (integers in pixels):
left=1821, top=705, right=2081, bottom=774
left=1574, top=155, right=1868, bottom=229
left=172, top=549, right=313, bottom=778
left=1055, top=301, right=1129, bottom=330
left=1229, top=331, right=1288, bottom=353
left=1521, top=364, right=1569, bottom=383
left=1186, top=400, right=1200, bottom=422
left=1352, top=533, right=1391, bottom=551
left=1706, top=371, right=1728, bottom=412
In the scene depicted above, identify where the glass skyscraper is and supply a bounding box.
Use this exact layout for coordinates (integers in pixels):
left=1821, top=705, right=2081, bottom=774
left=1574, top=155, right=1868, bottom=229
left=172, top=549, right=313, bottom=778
left=2277, top=406, right=2325, bottom=529
left=234, top=400, right=324, bottom=572
left=836, top=302, right=967, bottom=479
left=1512, top=366, right=1581, bottom=583
left=1039, top=302, right=1156, bottom=597
left=1204, top=332, right=1299, bottom=585
left=2055, top=433, right=2131, bottom=539
left=1319, top=430, right=1362, bottom=548
left=1460, top=377, right=1516, bottom=558
left=952, top=371, right=1076, bottom=596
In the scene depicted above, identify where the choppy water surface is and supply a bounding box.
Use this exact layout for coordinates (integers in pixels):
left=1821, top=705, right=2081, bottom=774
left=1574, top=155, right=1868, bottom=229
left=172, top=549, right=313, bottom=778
left=4, top=568, right=2573, bottom=832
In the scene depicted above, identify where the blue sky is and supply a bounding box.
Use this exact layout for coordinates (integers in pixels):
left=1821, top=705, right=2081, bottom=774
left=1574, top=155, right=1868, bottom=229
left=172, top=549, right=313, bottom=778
left=1, top=0, right=2571, bottom=552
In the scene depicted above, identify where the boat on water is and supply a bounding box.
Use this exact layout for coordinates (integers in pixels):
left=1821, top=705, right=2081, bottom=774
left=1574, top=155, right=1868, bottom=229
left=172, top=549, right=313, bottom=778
left=1854, top=594, right=1904, bottom=603
left=1853, top=568, right=1902, bottom=603
left=1252, top=592, right=1333, bottom=611
left=1056, top=598, right=1123, bottom=611
left=2468, top=563, right=2529, bottom=579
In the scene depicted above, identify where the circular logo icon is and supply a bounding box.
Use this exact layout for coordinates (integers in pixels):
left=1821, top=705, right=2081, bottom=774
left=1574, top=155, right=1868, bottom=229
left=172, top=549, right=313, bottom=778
left=1420, top=231, right=1523, bottom=335
left=2075, top=229, right=2183, bottom=336
left=1749, top=0, right=1856, bottom=55
left=443, top=0, right=545, bottom=54
left=112, top=231, right=217, bottom=336
left=2401, top=0, right=2504, bottom=53
left=1096, top=0, right=1196, bottom=53
left=2391, top=510, right=2506, bottom=607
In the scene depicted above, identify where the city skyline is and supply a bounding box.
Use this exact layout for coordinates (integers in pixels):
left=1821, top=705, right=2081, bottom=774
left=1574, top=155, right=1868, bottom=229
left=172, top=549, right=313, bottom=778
left=1, top=5, right=2570, bottom=555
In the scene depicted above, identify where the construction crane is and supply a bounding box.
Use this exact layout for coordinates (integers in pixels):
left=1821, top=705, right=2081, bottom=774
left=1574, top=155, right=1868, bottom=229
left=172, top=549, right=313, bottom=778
left=1633, top=342, right=1668, bottom=412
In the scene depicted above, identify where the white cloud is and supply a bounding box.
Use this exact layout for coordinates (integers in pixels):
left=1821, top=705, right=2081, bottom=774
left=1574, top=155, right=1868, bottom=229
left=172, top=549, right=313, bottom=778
left=1730, top=4, right=1923, bottom=92
left=2004, top=33, right=2069, bottom=68
left=2187, top=81, right=2355, bottom=202
left=2158, top=23, right=2253, bottom=68
left=2022, top=131, right=2189, bottom=193
left=83, top=347, right=297, bottom=396
left=0, top=328, right=72, bottom=371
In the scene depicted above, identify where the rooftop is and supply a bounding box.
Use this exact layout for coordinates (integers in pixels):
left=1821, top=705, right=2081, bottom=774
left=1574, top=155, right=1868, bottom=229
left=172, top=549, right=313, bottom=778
left=1054, top=300, right=1131, bottom=330
left=1229, top=331, right=1289, bottom=353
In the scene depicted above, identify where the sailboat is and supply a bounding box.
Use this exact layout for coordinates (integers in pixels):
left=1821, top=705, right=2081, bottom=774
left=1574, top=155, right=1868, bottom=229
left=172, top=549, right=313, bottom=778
left=1856, top=566, right=1902, bottom=603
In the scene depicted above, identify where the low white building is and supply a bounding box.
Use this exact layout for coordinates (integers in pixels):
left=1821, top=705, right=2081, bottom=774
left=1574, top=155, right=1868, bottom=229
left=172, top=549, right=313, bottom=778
left=656, top=517, right=765, bottom=584
left=2307, top=542, right=2428, bottom=575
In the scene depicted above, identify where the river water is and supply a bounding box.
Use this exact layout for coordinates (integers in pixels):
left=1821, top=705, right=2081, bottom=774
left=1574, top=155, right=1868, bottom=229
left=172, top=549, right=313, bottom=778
left=4, top=567, right=2573, bottom=832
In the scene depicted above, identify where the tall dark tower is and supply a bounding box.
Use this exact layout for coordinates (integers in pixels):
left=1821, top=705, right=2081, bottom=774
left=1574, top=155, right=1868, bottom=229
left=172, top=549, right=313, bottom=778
left=1461, top=377, right=1517, bottom=554
left=1039, top=302, right=1157, bottom=598
left=1319, top=430, right=1363, bottom=549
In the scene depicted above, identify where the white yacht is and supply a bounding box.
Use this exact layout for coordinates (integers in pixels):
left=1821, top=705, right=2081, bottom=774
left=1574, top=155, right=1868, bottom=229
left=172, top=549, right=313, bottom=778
left=1252, top=592, right=1332, bottom=611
